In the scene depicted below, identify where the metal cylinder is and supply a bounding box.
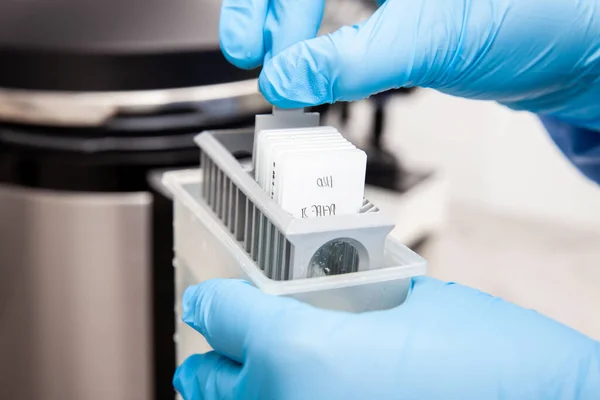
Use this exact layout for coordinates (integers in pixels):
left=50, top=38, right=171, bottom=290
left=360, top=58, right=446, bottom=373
left=0, top=110, right=260, bottom=399
left=0, top=187, right=153, bottom=400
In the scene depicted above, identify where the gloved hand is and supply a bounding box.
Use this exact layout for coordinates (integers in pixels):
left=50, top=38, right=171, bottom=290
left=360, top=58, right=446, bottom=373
left=220, top=0, right=600, bottom=130
left=173, top=276, right=600, bottom=400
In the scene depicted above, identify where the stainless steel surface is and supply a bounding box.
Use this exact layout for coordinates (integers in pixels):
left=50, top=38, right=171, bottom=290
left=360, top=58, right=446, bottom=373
left=0, top=0, right=222, bottom=51
left=0, top=0, right=376, bottom=51
left=0, top=184, right=153, bottom=400
left=0, top=79, right=267, bottom=126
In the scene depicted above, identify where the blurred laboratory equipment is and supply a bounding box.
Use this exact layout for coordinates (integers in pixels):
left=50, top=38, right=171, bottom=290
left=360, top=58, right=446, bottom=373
left=0, top=1, right=269, bottom=400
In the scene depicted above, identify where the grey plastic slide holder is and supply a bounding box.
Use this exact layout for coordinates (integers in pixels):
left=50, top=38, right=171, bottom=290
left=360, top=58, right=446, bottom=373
left=196, top=107, right=399, bottom=280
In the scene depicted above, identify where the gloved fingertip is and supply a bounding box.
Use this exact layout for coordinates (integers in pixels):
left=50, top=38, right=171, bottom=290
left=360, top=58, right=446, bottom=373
left=181, top=280, right=224, bottom=331
left=174, top=352, right=241, bottom=400
left=173, top=354, right=202, bottom=399
left=172, top=365, right=186, bottom=397
left=221, top=45, right=264, bottom=70
left=219, top=39, right=264, bottom=70
left=258, top=40, right=333, bottom=107
left=181, top=284, right=201, bottom=325
left=219, top=16, right=265, bottom=70
left=181, top=279, right=254, bottom=332
left=182, top=284, right=198, bottom=308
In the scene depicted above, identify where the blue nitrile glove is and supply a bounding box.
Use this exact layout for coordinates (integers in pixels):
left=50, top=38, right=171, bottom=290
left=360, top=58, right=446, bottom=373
left=540, top=115, right=600, bottom=183
left=173, top=276, right=600, bottom=400
left=220, top=0, right=600, bottom=131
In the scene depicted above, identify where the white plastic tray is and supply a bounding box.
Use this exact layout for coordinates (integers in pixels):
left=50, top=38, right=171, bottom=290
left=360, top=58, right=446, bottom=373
left=163, top=169, right=427, bottom=360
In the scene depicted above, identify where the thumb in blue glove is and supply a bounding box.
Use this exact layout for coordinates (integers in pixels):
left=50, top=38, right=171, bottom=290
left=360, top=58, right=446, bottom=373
left=220, top=0, right=600, bottom=130
left=173, top=276, right=600, bottom=400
